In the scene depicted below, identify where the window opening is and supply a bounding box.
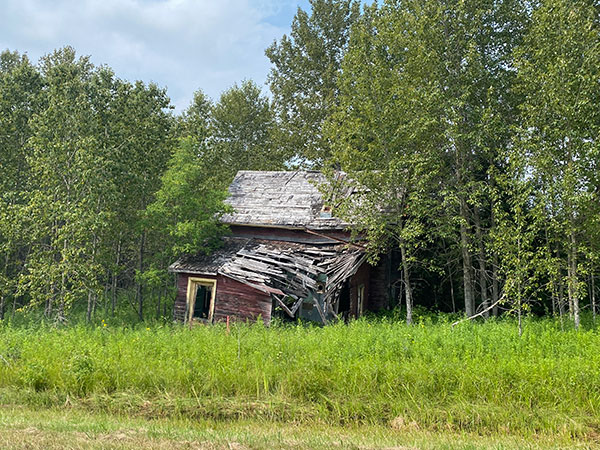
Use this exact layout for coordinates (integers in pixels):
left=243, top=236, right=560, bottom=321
left=186, top=278, right=217, bottom=323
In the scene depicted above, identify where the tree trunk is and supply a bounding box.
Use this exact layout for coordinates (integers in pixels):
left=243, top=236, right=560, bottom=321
left=491, top=252, right=499, bottom=317
left=45, top=283, right=54, bottom=319
left=0, top=257, right=8, bottom=320
left=474, top=207, right=489, bottom=318
left=591, top=271, right=596, bottom=326
left=448, top=263, right=456, bottom=313
left=551, top=278, right=558, bottom=317
left=156, top=292, right=161, bottom=320
left=558, top=273, right=565, bottom=330
left=58, top=239, right=67, bottom=323
left=86, top=235, right=98, bottom=323
left=490, top=208, right=499, bottom=317
left=111, top=236, right=122, bottom=316
left=86, top=291, right=93, bottom=323
left=399, top=239, right=413, bottom=325
left=136, top=232, right=145, bottom=321
left=460, top=198, right=475, bottom=316
left=517, top=288, right=522, bottom=337
left=568, top=230, right=579, bottom=330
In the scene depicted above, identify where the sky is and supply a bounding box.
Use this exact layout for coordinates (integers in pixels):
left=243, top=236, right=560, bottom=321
left=0, top=0, right=311, bottom=112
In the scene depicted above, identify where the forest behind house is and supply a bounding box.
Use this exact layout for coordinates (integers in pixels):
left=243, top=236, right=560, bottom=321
left=1, top=0, right=600, bottom=331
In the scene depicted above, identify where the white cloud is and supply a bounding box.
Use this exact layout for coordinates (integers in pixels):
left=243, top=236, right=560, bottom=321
left=0, top=0, right=307, bottom=112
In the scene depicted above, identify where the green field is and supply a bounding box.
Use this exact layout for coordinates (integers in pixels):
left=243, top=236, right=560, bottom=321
left=1, top=317, right=600, bottom=448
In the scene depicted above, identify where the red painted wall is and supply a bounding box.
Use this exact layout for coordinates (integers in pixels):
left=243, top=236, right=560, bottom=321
left=212, top=275, right=272, bottom=324
left=174, top=272, right=272, bottom=324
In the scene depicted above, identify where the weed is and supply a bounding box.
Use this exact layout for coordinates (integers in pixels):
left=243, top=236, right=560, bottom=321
left=1, top=316, right=599, bottom=438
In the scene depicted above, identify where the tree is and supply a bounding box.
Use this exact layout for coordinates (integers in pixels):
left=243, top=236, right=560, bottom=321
left=85, top=66, right=174, bottom=320
left=176, top=89, right=212, bottom=142
left=266, top=0, right=361, bottom=166
left=144, top=137, right=230, bottom=290
left=326, top=4, right=444, bottom=324
left=6, top=47, right=175, bottom=322
left=514, top=0, right=600, bottom=329
left=327, top=0, right=526, bottom=318
left=0, top=50, right=42, bottom=319
left=209, top=80, right=281, bottom=185
left=22, top=47, right=109, bottom=321
left=491, top=151, right=544, bottom=335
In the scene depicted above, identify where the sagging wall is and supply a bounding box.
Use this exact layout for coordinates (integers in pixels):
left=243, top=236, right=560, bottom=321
left=174, top=272, right=272, bottom=324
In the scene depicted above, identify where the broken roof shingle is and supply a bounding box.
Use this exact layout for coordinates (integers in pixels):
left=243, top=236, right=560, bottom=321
left=168, top=238, right=252, bottom=275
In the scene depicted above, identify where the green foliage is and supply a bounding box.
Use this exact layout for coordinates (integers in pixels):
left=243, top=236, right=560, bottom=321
left=512, top=0, right=600, bottom=328
left=1, top=318, right=599, bottom=437
left=0, top=50, right=43, bottom=320
left=175, top=89, right=212, bottom=141
left=326, top=3, right=451, bottom=322
left=3, top=0, right=600, bottom=326
left=209, top=79, right=282, bottom=181
left=266, top=0, right=361, bottom=166
left=144, top=137, right=230, bottom=284
left=0, top=46, right=176, bottom=321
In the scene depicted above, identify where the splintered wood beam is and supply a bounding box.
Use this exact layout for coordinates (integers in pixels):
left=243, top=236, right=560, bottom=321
left=291, top=297, right=303, bottom=315
left=313, top=296, right=328, bottom=324
left=220, top=272, right=284, bottom=296
left=327, top=302, right=339, bottom=321
left=273, top=295, right=295, bottom=318
left=238, top=250, right=320, bottom=276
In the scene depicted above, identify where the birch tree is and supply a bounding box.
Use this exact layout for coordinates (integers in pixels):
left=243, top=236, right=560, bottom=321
left=514, top=0, right=600, bottom=329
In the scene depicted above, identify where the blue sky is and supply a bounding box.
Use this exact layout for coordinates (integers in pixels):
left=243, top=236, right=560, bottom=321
left=0, top=0, right=311, bottom=112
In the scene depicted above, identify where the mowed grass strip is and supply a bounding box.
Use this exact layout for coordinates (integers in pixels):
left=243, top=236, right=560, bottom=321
left=1, top=317, right=600, bottom=440
left=0, top=404, right=591, bottom=449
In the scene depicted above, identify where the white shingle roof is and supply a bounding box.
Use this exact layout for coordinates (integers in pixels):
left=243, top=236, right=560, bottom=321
left=221, top=170, right=349, bottom=230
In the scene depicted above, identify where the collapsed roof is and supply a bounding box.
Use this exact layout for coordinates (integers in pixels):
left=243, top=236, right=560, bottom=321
left=169, top=237, right=365, bottom=322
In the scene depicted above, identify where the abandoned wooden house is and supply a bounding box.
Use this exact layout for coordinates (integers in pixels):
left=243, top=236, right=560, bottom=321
left=169, top=170, right=392, bottom=325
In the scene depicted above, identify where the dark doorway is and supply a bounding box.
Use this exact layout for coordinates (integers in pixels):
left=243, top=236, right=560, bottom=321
left=193, top=285, right=212, bottom=319
left=338, top=280, right=350, bottom=314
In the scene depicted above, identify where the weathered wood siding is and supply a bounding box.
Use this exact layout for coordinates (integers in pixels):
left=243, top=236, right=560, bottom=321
left=174, top=272, right=272, bottom=324
left=212, top=275, right=272, bottom=324
left=349, top=261, right=371, bottom=317
left=229, top=225, right=353, bottom=245
left=174, top=272, right=191, bottom=322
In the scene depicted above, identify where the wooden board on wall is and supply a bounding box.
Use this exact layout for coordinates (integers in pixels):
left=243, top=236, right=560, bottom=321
left=173, top=272, right=272, bottom=324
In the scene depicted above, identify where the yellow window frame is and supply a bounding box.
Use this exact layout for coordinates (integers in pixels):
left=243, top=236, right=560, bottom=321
left=186, top=277, right=217, bottom=323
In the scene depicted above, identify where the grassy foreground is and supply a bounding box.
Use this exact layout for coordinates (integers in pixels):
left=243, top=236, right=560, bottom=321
left=1, top=317, right=600, bottom=445
left=0, top=404, right=590, bottom=449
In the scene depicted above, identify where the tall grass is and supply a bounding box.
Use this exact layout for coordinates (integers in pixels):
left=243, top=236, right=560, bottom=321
left=1, top=316, right=600, bottom=437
